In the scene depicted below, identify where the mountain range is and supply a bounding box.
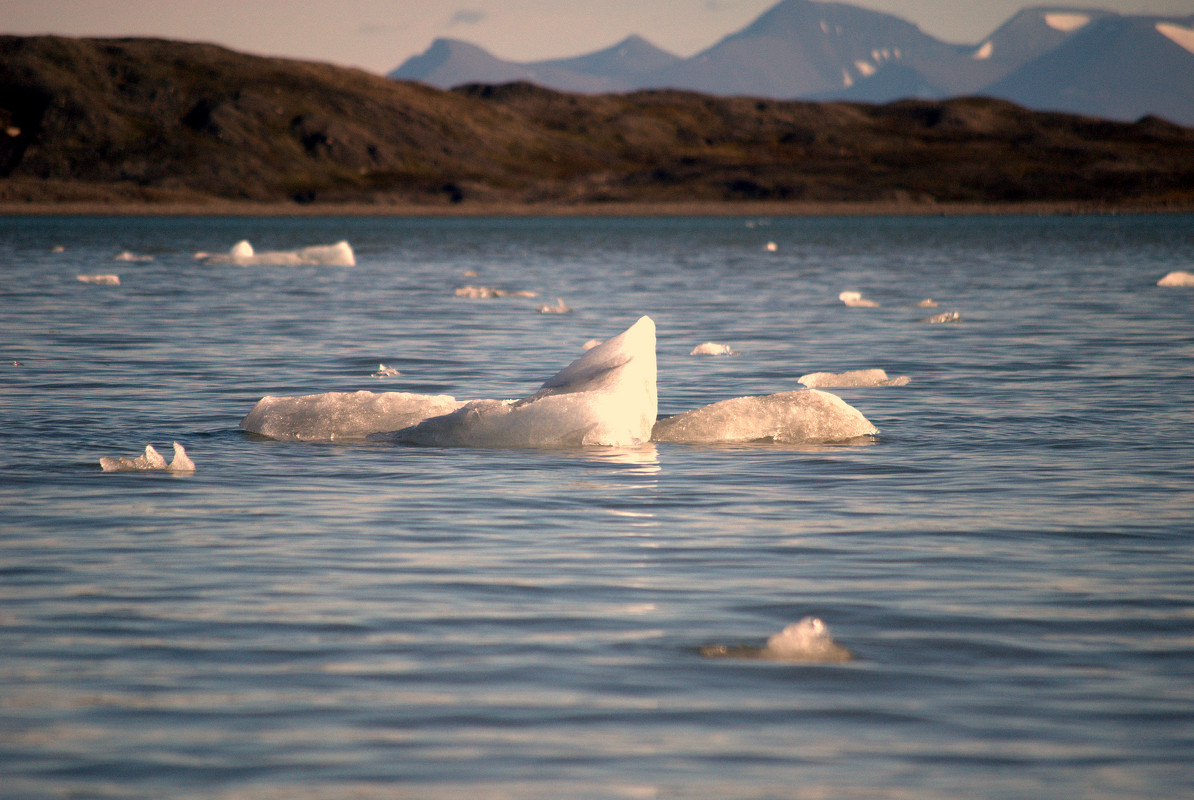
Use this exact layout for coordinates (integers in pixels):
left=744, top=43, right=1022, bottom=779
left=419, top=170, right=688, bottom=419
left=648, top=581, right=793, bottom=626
left=390, top=0, right=1194, bottom=126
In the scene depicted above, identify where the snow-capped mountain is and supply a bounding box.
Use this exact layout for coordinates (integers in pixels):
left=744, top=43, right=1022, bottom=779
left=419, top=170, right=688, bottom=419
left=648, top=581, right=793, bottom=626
left=388, top=0, right=1194, bottom=125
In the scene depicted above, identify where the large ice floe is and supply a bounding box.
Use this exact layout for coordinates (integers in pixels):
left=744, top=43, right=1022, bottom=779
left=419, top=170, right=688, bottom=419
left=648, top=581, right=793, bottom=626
left=241, top=316, right=879, bottom=448
left=700, top=617, right=854, bottom=663
left=100, top=442, right=194, bottom=473
left=195, top=240, right=355, bottom=266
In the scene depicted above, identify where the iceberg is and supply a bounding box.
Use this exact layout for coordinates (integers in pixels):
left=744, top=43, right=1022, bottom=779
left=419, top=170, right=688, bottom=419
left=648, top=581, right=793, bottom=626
left=195, top=239, right=355, bottom=266
left=700, top=617, right=854, bottom=663
left=241, top=390, right=464, bottom=442
left=396, top=316, right=657, bottom=448
left=100, top=442, right=194, bottom=473
left=923, top=310, right=961, bottom=323
left=799, top=368, right=910, bottom=387
left=1157, top=270, right=1194, bottom=287
left=650, top=389, right=878, bottom=444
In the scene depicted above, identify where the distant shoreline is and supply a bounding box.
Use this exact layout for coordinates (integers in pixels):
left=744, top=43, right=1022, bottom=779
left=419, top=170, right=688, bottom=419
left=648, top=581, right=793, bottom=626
left=3, top=200, right=1191, bottom=218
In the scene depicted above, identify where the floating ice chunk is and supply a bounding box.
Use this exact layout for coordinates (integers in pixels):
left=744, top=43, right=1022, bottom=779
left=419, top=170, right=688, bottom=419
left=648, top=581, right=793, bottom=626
left=196, top=239, right=355, bottom=266
left=650, top=389, right=878, bottom=444
left=764, top=241, right=778, bottom=252
left=114, top=251, right=153, bottom=262
left=1157, top=270, right=1194, bottom=287
left=397, top=316, right=657, bottom=448
left=700, top=617, right=853, bottom=662
left=241, top=390, right=464, bottom=442
left=371, top=364, right=400, bottom=377
left=839, top=290, right=878, bottom=307
left=917, top=298, right=938, bottom=307
left=77, top=274, right=120, bottom=285
left=799, top=368, right=909, bottom=387
left=924, top=310, right=961, bottom=323
left=690, top=342, right=736, bottom=356
left=536, top=297, right=572, bottom=314
left=455, top=285, right=538, bottom=298
left=100, top=442, right=194, bottom=473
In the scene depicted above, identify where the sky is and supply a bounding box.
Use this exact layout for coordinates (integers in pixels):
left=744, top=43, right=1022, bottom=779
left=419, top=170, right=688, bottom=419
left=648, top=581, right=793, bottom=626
left=3, top=0, right=1190, bottom=74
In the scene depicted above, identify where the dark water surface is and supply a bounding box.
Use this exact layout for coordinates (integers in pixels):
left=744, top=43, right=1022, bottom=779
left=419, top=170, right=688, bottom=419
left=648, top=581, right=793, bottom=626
left=2, top=214, right=1192, bottom=799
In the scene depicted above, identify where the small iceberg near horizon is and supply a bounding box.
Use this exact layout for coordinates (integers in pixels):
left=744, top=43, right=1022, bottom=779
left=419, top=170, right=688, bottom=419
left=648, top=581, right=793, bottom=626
left=700, top=617, right=854, bottom=663
left=799, top=368, right=909, bottom=388
left=690, top=342, right=736, bottom=356
left=77, top=274, right=120, bottom=285
left=195, top=239, right=355, bottom=266
left=100, top=442, right=194, bottom=473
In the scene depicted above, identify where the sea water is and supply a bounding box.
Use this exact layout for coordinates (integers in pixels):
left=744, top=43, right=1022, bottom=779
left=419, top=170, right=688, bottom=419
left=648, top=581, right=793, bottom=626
left=1, top=213, right=1192, bottom=799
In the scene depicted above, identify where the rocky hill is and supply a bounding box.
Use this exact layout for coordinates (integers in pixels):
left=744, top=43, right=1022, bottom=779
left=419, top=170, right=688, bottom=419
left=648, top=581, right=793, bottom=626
left=2, top=35, right=1193, bottom=210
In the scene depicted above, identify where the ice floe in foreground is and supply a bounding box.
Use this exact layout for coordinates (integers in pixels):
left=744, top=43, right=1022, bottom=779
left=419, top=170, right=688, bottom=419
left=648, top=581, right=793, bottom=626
left=650, top=390, right=878, bottom=444
left=195, top=240, right=355, bottom=266
left=242, top=390, right=464, bottom=442
left=395, top=316, right=657, bottom=448
left=1157, top=270, right=1194, bottom=287
left=799, top=368, right=909, bottom=388
left=100, top=442, right=194, bottom=473
left=242, top=316, right=879, bottom=448
left=700, top=617, right=854, bottom=663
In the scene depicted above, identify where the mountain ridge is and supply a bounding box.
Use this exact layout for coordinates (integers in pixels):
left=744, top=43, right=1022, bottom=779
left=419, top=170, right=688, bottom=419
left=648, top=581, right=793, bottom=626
left=389, top=0, right=1194, bottom=126
left=2, top=34, right=1193, bottom=210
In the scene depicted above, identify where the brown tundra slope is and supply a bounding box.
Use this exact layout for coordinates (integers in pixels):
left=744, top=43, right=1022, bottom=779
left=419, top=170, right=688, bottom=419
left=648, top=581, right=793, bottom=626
left=2, top=35, right=1193, bottom=210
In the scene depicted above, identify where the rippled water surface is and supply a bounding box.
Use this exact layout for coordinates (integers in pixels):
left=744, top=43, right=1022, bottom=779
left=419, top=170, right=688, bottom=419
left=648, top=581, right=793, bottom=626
left=2, top=213, right=1192, bottom=799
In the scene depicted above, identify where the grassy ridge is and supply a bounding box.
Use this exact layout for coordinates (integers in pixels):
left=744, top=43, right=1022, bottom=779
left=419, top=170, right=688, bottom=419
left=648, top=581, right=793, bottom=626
left=2, top=35, right=1193, bottom=210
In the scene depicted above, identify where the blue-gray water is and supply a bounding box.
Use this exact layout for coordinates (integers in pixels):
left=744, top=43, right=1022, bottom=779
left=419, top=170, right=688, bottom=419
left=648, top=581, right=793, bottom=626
left=2, top=213, right=1192, bottom=799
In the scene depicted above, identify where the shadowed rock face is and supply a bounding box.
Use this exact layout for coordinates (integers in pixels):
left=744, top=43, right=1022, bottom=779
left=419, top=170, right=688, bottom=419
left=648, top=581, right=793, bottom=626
left=2, top=35, right=1193, bottom=208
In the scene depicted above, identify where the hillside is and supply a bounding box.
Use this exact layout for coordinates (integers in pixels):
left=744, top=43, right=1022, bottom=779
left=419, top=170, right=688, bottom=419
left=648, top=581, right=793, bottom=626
left=2, top=35, right=1194, bottom=211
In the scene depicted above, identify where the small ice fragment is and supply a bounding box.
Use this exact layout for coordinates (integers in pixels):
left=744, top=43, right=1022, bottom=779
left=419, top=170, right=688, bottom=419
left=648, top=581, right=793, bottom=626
left=114, top=251, right=153, bottom=262
left=455, top=285, right=538, bottom=298
left=799, top=368, right=909, bottom=387
left=690, top=342, right=735, bottom=356
left=839, top=290, right=878, bottom=307
left=77, top=274, right=120, bottom=285
left=1157, top=270, right=1194, bottom=287
left=372, top=363, right=400, bottom=377
left=536, top=297, right=571, bottom=314
left=699, top=616, right=853, bottom=662
left=924, top=311, right=961, bottom=323
left=51, top=245, right=66, bottom=253
left=917, top=298, right=938, bottom=307
left=765, top=241, right=778, bottom=252
left=100, top=442, right=193, bottom=473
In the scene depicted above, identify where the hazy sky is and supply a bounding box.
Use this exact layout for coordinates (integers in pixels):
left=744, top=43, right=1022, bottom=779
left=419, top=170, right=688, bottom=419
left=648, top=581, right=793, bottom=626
left=3, top=0, right=1190, bottom=74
